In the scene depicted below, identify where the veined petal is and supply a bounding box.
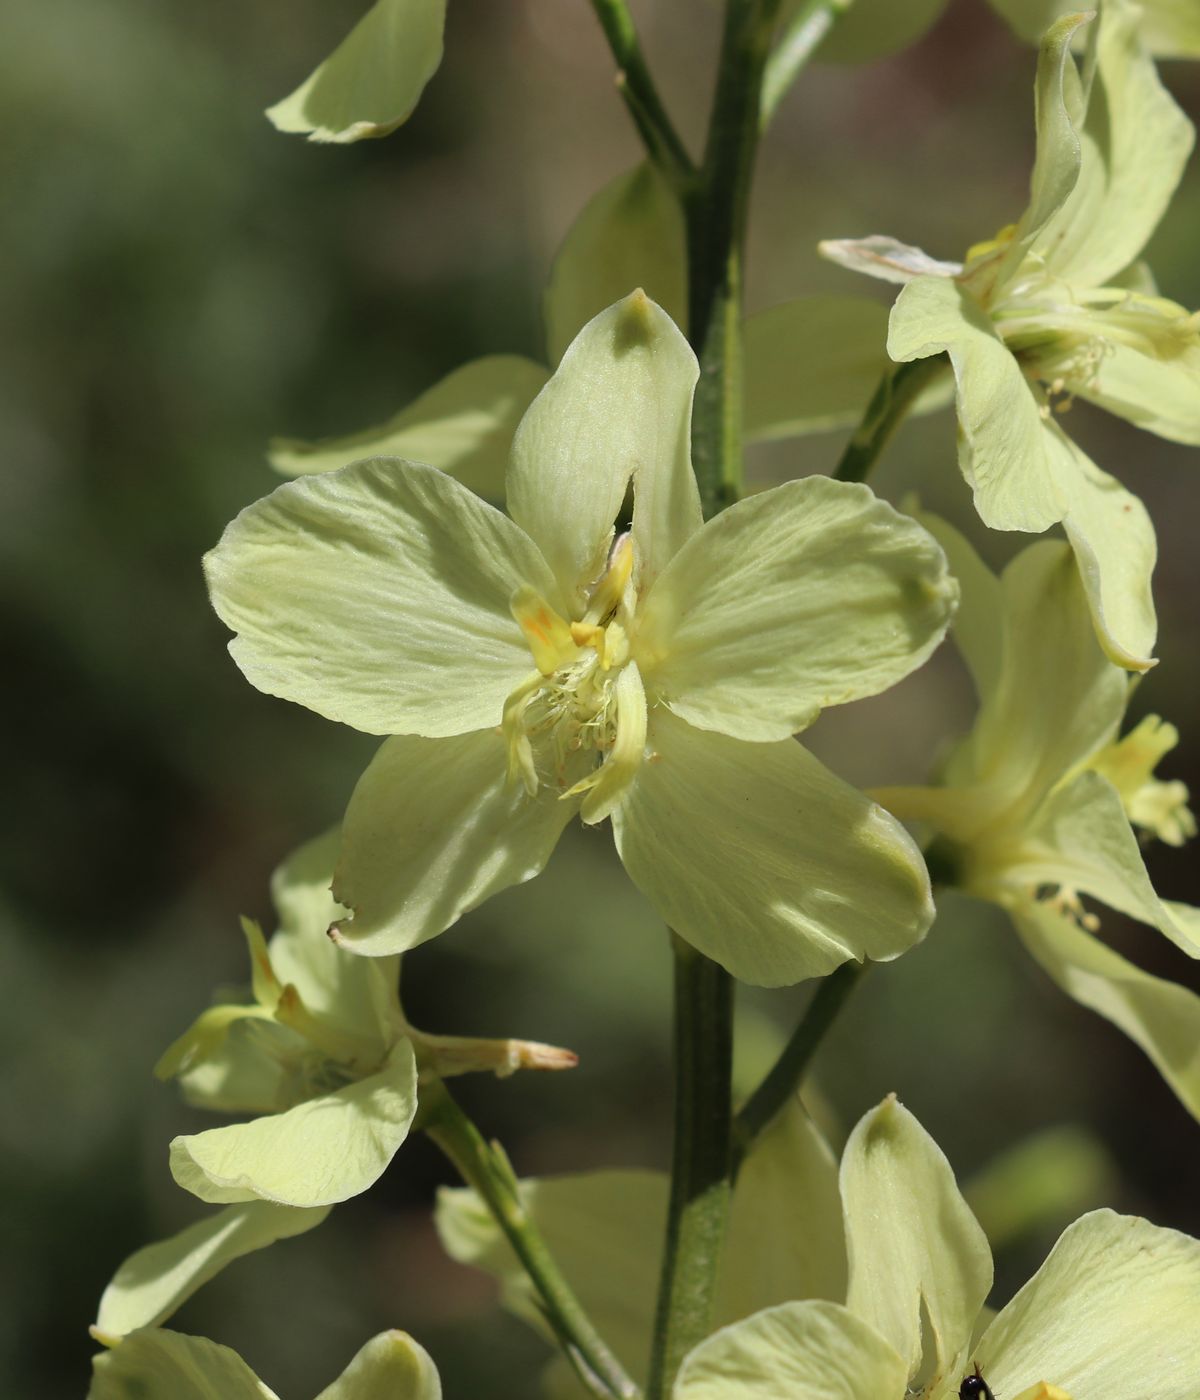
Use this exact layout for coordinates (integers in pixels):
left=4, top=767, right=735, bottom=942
left=818, top=236, right=962, bottom=285
left=265, top=0, right=445, bottom=144
left=888, top=277, right=1064, bottom=532
left=204, top=459, right=557, bottom=738
left=976, top=1208, right=1200, bottom=1399
left=1032, top=0, right=1195, bottom=287
left=1049, top=426, right=1158, bottom=672
left=92, top=1202, right=330, bottom=1344
left=88, top=1329, right=279, bottom=1400
left=637, top=477, right=957, bottom=742
left=841, top=1096, right=992, bottom=1380
left=268, top=356, right=549, bottom=500
left=544, top=164, right=687, bottom=366
left=313, top=1331, right=442, bottom=1400
left=612, top=711, right=934, bottom=987
left=1073, top=339, right=1200, bottom=446
left=1017, top=771, right=1200, bottom=958
left=674, top=1299, right=909, bottom=1400
left=169, top=1040, right=418, bottom=1207
left=332, top=729, right=576, bottom=956
left=1012, top=900, right=1200, bottom=1120
left=506, top=292, right=701, bottom=605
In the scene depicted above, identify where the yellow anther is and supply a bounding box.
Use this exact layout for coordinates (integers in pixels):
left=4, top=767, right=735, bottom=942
left=583, top=533, right=635, bottom=626
left=511, top=586, right=577, bottom=675
left=570, top=621, right=604, bottom=649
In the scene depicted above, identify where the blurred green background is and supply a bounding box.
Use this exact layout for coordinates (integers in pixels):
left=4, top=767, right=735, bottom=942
left=2, top=1, right=1199, bottom=1395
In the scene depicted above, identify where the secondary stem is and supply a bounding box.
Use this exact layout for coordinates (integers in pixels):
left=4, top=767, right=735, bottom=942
left=833, top=355, right=949, bottom=483
left=422, top=1080, right=638, bottom=1399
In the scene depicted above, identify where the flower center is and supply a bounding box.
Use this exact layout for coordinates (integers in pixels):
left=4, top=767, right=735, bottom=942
left=503, top=534, right=648, bottom=824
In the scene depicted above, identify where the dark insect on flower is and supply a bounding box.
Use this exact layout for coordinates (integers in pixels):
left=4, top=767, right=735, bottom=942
left=959, top=1363, right=995, bottom=1400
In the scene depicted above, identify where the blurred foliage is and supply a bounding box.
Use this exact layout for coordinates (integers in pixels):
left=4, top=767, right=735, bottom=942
left=1, top=1, right=1198, bottom=1396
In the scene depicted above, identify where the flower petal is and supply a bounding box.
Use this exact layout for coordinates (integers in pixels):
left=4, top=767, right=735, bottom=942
left=818, top=236, right=962, bottom=285
left=612, top=710, right=934, bottom=987
left=268, top=356, right=549, bottom=500
left=1012, top=899, right=1200, bottom=1120
left=88, top=1329, right=279, bottom=1400
left=977, top=1208, right=1200, bottom=1399
left=637, top=476, right=957, bottom=742
left=506, top=292, right=701, bottom=605
left=674, top=1299, right=908, bottom=1399
left=169, top=1040, right=418, bottom=1207
left=544, top=164, right=687, bottom=366
left=92, top=1202, right=330, bottom=1344
left=914, top=513, right=1005, bottom=706
left=205, top=458, right=555, bottom=738
left=988, top=0, right=1200, bottom=57
left=313, top=1331, right=442, bottom=1399
left=265, top=0, right=445, bottom=144
left=332, top=729, right=576, bottom=956
left=1074, top=340, right=1200, bottom=446
left=841, top=1096, right=992, bottom=1381
left=1033, top=0, right=1194, bottom=287
left=888, top=276, right=1064, bottom=532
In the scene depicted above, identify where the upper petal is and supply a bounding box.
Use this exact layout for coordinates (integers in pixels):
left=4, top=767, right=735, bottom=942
left=888, top=277, right=1065, bottom=532
left=611, top=710, right=935, bottom=987
left=88, top=1329, right=279, bottom=1400
left=977, top=1208, right=1200, bottom=1399
left=265, top=0, right=445, bottom=144
left=636, top=476, right=957, bottom=743
left=205, top=458, right=555, bottom=737
left=506, top=292, right=701, bottom=606
left=841, top=1096, right=992, bottom=1382
left=674, top=1299, right=908, bottom=1400
left=313, top=1331, right=442, bottom=1400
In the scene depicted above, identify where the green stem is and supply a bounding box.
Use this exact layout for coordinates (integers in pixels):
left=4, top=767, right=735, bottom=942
left=760, top=0, right=855, bottom=127
left=422, top=1080, right=639, bottom=1399
left=646, top=937, right=735, bottom=1399
left=833, top=355, right=949, bottom=483
left=732, top=961, right=867, bottom=1169
left=588, top=0, right=695, bottom=185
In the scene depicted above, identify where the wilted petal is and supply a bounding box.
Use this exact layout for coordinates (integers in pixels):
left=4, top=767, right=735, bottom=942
left=314, top=1331, right=442, bottom=1399
left=977, top=1208, right=1200, bottom=1399
left=818, top=236, right=961, bottom=285
left=612, top=711, right=934, bottom=987
left=88, top=1329, right=278, bottom=1400
left=169, top=1041, right=418, bottom=1208
left=92, top=1202, right=330, bottom=1343
left=1013, top=900, right=1200, bottom=1120
left=507, top=293, right=701, bottom=603
left=205, top=459, right=556, bottom=738
left=268, top=356, right=549, bottom=500
left=333, top=730, right=576, bottom=956
left=265, top=0, right=445, bottom=143
left=841, top=1097, right=992, bottom=1380
left=637, top=477, right=956, bottom=742
left=674, top=1299, right=908, bottom=1399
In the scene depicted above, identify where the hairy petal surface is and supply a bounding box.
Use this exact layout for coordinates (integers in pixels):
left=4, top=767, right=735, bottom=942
left=841, top=1097, right=992, bottom=1379
left=169, top=1041, right=418, bottom=1208
left=507, top=293, right=701, bottom=604
left=205, top=459, right=555, bottom=737
left=88, top=1329, right=278, bottom=1400
left=333, top=730, right=577, bottom=956
left=268, top=356, right=549, bottom=500
left=612, top=711, right=934, bottom=986
left=265, top=0, right=445, bottom=143
left=977, top=1209, right=1200, bottom=1398
left=637, top=477, right=957, bottom=742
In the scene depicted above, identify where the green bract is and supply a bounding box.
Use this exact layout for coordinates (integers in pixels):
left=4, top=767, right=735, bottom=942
left=822, top=0, right=1197, bottom=670
left=206, top=292, right=958, bottom=986
left=266, top=0, right=446, bottom=144
left=435, top=1099, right=847, bottom=1395
left=88, top=1327, right=441, bottom=1400
left=874, top=518, right=1200, bottom=1118
left=675, top=1097, right=1200, bottom=1400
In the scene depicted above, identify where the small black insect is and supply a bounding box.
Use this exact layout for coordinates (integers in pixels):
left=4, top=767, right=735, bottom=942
left=959, top=1363, right=995, bottom=1400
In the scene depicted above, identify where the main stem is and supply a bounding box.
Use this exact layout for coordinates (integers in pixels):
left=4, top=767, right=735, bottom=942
left=646, top=4, right=780, bottom=1396
left=423, top=1081, right=638, bottom=1399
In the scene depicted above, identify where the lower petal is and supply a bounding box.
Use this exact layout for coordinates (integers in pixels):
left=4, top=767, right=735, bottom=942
left=333, top=729, right=576, bottom=956
left=611, top=711, right=934, bottom=987
left=89, top=1329, right=279, bottom=1400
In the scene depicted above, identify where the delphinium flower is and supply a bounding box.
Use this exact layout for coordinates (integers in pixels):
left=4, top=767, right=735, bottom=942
left=873, top=516, right=1200, bottom=1117
left=822, top=0, right=1197, bottom=670
left=89, top=1326, right=440, bottom=1400
left=675, top=1095, right=1200, bottom=1399
left=205, top=291, right=959, bottom=986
